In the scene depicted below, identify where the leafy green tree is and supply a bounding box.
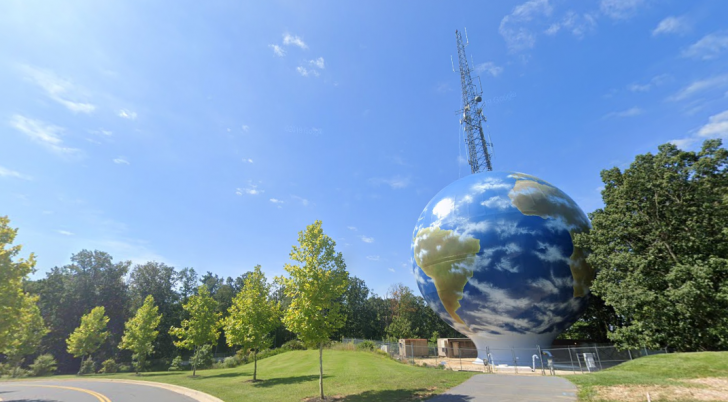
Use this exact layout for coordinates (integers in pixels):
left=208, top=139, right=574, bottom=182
left=169, top=285, right=221, bottom=376
left=128, top=262, right=180, bottom=359
left=0, top=216, right=36, bottom=349
left=2, top=294, right=48, bottom=374
left=120, top=295, right=162, bottom=375
left=31, top=250, right=130, bottom=372
left=66, top=306, right=110, bottom=374
left=279, top=221, right=349, bottom=400
left=223, top=265, right=280, bottom=381
left=575, top=139, right=728, bottom=351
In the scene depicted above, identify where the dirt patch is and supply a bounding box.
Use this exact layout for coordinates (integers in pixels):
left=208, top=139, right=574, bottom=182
left=593, top=377, right=728, bottom=401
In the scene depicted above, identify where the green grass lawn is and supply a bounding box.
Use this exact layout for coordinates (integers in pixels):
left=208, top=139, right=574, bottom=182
left=64, top=350, right=475, bottom=401
left=566, top=352, right=728, bottom=401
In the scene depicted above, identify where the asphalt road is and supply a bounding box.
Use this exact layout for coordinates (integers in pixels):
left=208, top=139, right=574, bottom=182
left=427, top=374, right=578, bottom=402
left=0, top=380, right=201, bottom=402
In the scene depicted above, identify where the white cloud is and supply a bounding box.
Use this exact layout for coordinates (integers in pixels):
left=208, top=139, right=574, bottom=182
left=471, top=177, right=511, bottom=193
left=697, top=109, right=728, bottom=138
left=243, top=158, right=253, bottom=163
left=544, top=11, right=596, bottom=38
left=57, top=230, right=73, bottom=236
left=603, top=107, right=644, bottom=119
left=652, top=16, right=689, bottom=36
left=368, top=175, right=411, bottom=189
left=283, top=33, right=308, bottom=49
left=113, top=157, right=130, bottom=165
left=600, top=0, right=646, bottom=20
left=19, top=65, right=95, bottom=113
left=360, top=235, right=375, bottom=243
left=432, top=198, right=455, bottom=220
left=296, top=66, right=319, bottom=77
left=269, top=44, right=285, bottom=56
left=366, top=255, right=380, bottom=261
left=668, top=75, right=728, bottom=101
left=269, top=198, right=284, bottom=204
left=292, top=195, right=309, bottom=206
left=682, top=33, right=728, bottom=61
left=669, top=137, right=698, bottom=149
left=499, top=0, right=553, bottom=52
left=627, top=74, right=669, bottom=92
left=388, top=267, right=395, bottom=273
left=309, top=57, right=325, bottom=69
left=242, top=125, right=250, bottom=132
left=118, top=109, right=137, bottom=120
left=347, top=226, right=358, bottom=231
left=474, top=62, right=503, bottom=77
left=236, top=183, right=263, bottom=196
left=481, top=196, right=513, bottom=210
left=10, top=114, right=81, bottom=156
left=0, top=166, right=31, bottom=180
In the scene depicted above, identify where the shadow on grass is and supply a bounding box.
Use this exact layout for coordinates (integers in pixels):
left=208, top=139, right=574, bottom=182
left=131, top=372, right=189, bottom=378
left=252, top=374, right=329, bottom=388
left=198, top=372, right=250, bottom=380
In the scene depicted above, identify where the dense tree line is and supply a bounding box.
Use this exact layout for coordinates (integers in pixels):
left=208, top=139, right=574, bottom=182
left=2, top=224, right=460, bottom=375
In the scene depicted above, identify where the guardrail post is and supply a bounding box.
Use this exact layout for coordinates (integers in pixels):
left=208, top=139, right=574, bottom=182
left=594, top=346, right=603, bottom=371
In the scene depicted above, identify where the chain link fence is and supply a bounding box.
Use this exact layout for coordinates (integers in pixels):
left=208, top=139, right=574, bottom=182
left=341, top=338, right=669, bottom=375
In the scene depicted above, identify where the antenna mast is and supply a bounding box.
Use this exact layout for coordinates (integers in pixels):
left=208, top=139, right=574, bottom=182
left=455, top=29, right=493, bottom=173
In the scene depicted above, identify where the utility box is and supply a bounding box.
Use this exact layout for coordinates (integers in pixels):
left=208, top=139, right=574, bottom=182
left=437, top=338, right=477, bottom=358
left=398, top=339, right=428, bottom=358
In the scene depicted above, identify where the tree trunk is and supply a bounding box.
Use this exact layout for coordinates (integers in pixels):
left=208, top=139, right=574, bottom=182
left=193, top=346, right=197, bottom=377
left=78, top=355, right=85, bottom=376
left=319, top=343, right=324, bottom=400
left=253, top=350, right=258, bottom=381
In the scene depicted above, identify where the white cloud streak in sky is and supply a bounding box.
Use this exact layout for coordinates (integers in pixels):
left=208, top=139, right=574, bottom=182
left=20, top=65, right=96, bottom=113
left=283, top=33, right=308, bottom=49
left=0, top=166, right=31, bottom=180
left=269, top=44, right=285, bottom=56
left=360, top=235, right=374, bottom=243
left=668, top=75, right=728, bottom=101
left=113, top=158, right=130, bottom=165
left=652, top=16, right=689, bottom=36
left=118, top=109, right=137, bottom=120
left=10, top=114, right=81, bottom=156
left=682, top=32, right=728, bottom=60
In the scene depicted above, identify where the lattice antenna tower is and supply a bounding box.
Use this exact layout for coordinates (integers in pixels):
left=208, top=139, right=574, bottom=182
left=453, top=28, right=493, bottom=173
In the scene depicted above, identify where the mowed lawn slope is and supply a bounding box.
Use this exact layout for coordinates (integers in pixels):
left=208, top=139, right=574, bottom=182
left=567, top=352, right=728, bottom=401
left=96, top=350, right=475, bottom=402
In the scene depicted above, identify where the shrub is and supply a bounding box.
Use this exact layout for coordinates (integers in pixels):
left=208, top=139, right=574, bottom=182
left=191, top=345, right=213, bottom=369
left=118, top=364, right=132, bottom=373
left=10, top=367, right=30, bottom=378
left=99, top=359, right=118, bottom=374
left=356, top=340, right=377, bottom=351
left=30, top=354, right=58, bottom=377
left=79, top=358, right=96, bottom=375
left=282, top=339, right=306, bottom=350
left=168, top=356, right=184, bottom=371
left=223, top=356, right=241, bottom=368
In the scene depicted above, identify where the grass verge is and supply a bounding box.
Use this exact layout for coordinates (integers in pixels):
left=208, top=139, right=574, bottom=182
left=566, top=351, right=728, bottom=401
left=30, top=350, right=476, bottom=402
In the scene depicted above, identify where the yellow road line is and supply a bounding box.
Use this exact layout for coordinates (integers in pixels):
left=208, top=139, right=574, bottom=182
left=12, top=384, right=111, bottom=402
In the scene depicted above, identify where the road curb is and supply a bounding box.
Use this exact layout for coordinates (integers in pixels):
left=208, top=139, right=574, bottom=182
left=8, top=378, right=224, bottom=402
left=83, top=379, right=225, bottom=402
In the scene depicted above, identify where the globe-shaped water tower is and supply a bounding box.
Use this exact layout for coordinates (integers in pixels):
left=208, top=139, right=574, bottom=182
left=411, top=171, right=595, bottom=366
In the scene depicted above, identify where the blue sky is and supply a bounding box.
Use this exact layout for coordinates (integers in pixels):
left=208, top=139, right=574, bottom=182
left=2, top=0, right=727, bottom=296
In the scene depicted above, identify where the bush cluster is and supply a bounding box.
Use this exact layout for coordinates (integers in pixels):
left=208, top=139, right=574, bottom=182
left=99, top=359, right=118, bottom=374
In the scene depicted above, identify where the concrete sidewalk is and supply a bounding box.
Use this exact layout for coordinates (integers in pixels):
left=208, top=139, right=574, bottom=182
left=428, top=374, right=577, bottom=402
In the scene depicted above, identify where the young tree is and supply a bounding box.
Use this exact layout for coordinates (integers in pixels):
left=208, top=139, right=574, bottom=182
left=223, top=265, right=280, bottom=381
left=66, top=306, right=110, bottom=374
left=2, top=295, right=48, bottom=374
left=0, top=216, right=36, bottom=349
left=169, top=285, right=221, bottom=376
left=575, top=139, right=728, bottom=351
left=120, top=295, right=162, bottom=375
left=279, top=221, right=349, bottom=400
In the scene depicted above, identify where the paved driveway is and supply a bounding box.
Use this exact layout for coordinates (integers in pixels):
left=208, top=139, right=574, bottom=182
left=0, top=380, right=210, bottom=402
left=428, top=374, right=577, bottom=402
